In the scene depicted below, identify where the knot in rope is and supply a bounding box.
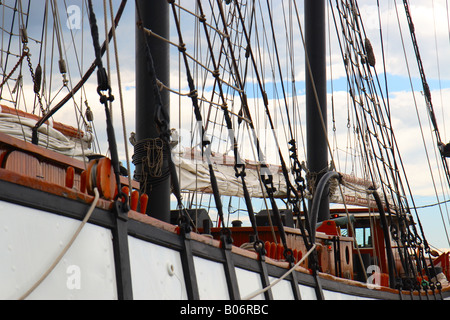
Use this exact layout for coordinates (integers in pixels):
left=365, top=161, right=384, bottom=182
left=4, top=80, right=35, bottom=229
left=253, top=240, right=266, bottom=256
left=188, top=89, right=198, bottom=99
left=234, top=163, right=246, bottom=178
left=220, top=227, right=234, bottom=249
left=212, top=69, right=221, bottom=79
left=178, top=43, right=187, bottom=53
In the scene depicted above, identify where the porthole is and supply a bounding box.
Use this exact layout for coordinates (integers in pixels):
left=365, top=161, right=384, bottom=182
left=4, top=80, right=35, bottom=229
left=345, top=245, right=350, bottom=264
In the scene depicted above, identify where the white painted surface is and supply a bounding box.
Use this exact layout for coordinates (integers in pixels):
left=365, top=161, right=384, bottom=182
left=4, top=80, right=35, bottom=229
left=0, top=201, right=117, bottom=300
left=128, top=236, right=187, bottom=300
left=323, top=289, right=376, bottom=300
left=268, top=276, right=295, bottom=300
left=235, top=267, right=264, bottom=300
left=194, top=256, right=230, bottom=300
left=0, top=201, right=405, bottom=300
left=298, top=283, right=318, bottom=300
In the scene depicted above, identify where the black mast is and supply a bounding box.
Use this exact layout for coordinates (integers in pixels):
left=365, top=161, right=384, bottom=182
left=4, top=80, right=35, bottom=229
left=134, top=0, right=171, bottom=222
left=305, top=0, right=329, bottom=222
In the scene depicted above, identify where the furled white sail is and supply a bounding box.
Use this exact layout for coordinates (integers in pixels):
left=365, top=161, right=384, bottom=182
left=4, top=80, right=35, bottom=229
left=173, top=148, right=287, bottom=198
left=0, top=106, right=93, bottom=160
left=173, top=147, right=389, bottom=209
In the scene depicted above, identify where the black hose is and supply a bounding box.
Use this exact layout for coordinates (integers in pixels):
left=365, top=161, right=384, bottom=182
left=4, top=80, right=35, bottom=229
left=309, top=171, right=340, bottom=243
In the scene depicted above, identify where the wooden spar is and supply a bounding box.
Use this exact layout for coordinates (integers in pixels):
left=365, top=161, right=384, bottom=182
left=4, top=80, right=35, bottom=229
left=305, top=0, right=329, bottom=222
left=134, top=0, right=171, bottom=222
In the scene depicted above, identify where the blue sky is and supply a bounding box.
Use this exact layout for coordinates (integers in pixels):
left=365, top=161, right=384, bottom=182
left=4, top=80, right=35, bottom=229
left=2, top=0, right=450, bottom=249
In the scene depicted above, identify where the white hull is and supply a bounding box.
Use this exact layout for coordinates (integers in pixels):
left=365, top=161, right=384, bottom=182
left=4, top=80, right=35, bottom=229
left=0, top=200, right=116, bottom=300
left=1, top=197, right=447, bottom=301
left=1, top=0, right=449, bottom=305
left=0, top=131, right=446, bottom=301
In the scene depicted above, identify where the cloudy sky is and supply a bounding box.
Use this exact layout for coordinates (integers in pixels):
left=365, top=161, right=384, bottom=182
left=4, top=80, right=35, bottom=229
left=2, top=0, right=450, bottom=249
left=356, top=0, right=450, bottom=249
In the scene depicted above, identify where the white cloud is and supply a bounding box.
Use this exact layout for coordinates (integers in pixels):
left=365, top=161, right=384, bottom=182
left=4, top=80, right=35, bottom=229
left=3, top=1, right=450, bottom=242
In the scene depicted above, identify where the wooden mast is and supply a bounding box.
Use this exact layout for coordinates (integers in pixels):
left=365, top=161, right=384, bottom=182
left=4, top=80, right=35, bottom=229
left=305, top=0, right=329, bottom=222
left=134, top=0, right=171, bottom=222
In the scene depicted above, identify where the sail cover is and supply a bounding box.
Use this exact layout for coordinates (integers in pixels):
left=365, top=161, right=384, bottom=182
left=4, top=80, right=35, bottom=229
left=329, top=173, right=387, bottom=209
left=174, top=148, right=287, bottom=198
left=174, top=148, right=388, bottom=208
left=0, top=105, right=93, bottom=160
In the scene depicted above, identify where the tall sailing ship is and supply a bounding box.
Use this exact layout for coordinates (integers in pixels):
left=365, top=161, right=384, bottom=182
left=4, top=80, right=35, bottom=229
left=0, top=0, right=449, bottom=301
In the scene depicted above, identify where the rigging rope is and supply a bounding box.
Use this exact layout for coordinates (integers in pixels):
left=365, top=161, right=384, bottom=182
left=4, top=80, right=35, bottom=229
left=242, top=244, right=317, bottom=300
left=402, top=0, right=450, bottom=193
left=86, top=0, right=128, bottom=209
left=0, top=50, right=26, bottom=89
left=332, top=0, right=416, bottom=291
left=227, top=0, right=307, bottom=263
left=31, top=0, right=128, bottom=147
left=329, top=0, right=447, bottom=294
left=106, top=0, right=133, bottom=197
left=18, top=187, right=100, bottom=300
left=135, top=0, right=187, bottom=229
left=193, top=0, right=263, bottom=246
left=392, top=0, right=450, bottom=249
left=169, top=0, right=228, bottom=233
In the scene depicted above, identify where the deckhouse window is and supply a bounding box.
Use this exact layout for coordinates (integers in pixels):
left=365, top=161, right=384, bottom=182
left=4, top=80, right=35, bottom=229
left=355, top=226, right=372, bottom=248
left=340, top=219, right=373, bottom=248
